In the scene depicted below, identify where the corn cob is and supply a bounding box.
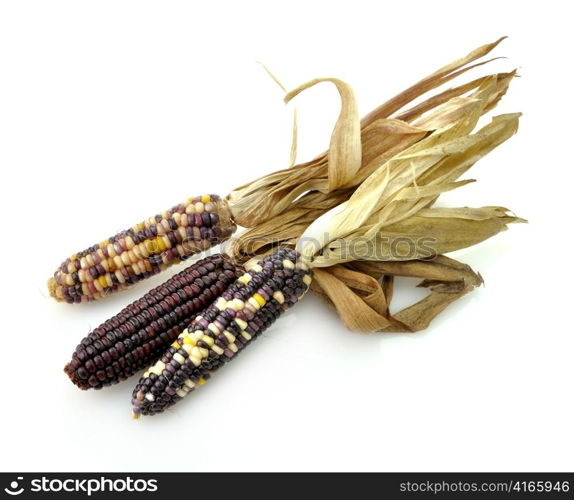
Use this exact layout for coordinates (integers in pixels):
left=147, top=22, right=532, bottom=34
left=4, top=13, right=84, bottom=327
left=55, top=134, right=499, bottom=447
left=64, top=254, right=242, bottom=389
left=131, top=248, right=312, bottom=417
left=48, top=195, right=235, bottom=303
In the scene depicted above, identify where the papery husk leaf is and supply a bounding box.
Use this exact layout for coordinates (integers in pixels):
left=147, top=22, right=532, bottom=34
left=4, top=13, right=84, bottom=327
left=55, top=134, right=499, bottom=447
left=299, top=105, right=519, bottom=261
left=362, top=37, right=506, bottom=125
left=227, top=40, right=514, bottom=227
left=311, top=206, right=524, bottom=266
left=285, top=78, right=362, bottom=191
left=311, top=256, right=484, bottom=333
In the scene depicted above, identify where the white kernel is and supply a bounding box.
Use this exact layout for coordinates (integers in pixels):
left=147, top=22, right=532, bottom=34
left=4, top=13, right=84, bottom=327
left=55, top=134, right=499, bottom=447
left=212, top=345, right=224, bottom=355
left=202, top=335, right=214, bottom=346
left=248, top=297, right=260, bottom=310
left=232, top=298, right=245, bottom=310
left=173, top=353, right=185, bottom=364
left=199, top=347, right=209, bottom=358
left=184, top=379, right=196, bottom=389
left=223, top=330, right=236, bottom=343
left=145, top=393, right=155, bottom=402
left=208, top=323, right=220, bottom=335
left=189, top=356, right=202, bottom=367
left=191, top=347, right=202, bottom=359
left=282, top=259, right=295, bottom=269
left=215, top=297, right=227, bottom=311
left=181, top=344, right=193, bottom=355
left=234, top=318, right=248, bottom=330
left=176, top=389, right=188, bottom=398
left=241, top=331, right=252, bottom=341
left=303, top=275, right=313, bottom=286
left=273, top=291, right=285, bottom=304
left=245, top=261, right=263, bottom=273
left=229, top=343, right=238, bottom=353
left=150, top=361, right=166, bottom=376
left=238, top=273, right=252, bottom=285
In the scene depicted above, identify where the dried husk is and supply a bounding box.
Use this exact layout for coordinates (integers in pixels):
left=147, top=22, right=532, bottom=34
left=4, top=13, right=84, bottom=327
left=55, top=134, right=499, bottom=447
left=227, top=39, right=523, bottom=333
left=227, top=37, right=512, bottom=227
left=311, top=256, right=484, bottom=333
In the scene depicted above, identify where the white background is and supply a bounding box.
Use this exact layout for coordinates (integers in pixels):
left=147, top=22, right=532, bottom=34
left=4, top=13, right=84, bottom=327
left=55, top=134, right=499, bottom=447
left=0, top=1, right=572, bottom=472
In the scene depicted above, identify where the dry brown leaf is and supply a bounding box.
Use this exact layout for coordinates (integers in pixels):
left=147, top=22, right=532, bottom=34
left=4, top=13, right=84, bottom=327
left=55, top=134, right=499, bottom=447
left=312, top=256, right=484, bottom=333
left=227, top=40, right=514, bottom=227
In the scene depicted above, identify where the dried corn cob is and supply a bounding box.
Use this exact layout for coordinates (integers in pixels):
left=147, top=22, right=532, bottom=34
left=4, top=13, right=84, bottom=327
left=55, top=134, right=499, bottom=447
left=49, top=195, right=235, bottom=303
left=64, top=254, right=242, bottom=389
left=131, top=248, right=312, bottom=417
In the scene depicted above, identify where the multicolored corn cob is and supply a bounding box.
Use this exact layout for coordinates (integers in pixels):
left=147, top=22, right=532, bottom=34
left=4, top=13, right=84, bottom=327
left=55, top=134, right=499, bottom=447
left=48, top=195, right=235, bottom=303
left=64, top=254, right=242, bottom=389
left=131, top=248, right=312, bottom=417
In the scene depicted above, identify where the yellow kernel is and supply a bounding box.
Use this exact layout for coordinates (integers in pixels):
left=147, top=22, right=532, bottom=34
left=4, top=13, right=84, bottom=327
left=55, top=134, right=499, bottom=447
left=171, top=340, right=181, bottom=348
left=183, top=336, right=196, bottom=346
left=248, top=297, right=260, bottom=310
left=197, top=378, right=206, bottom=386
left=155, top=237, right=167, bottom=252
left=98, top=276, right=108, bottom=288
left=201, top=195, right=211, bottom=203
left=144, top=240, right=156, bottom=254
left=303, top=274, right=313, bottom=286
left=253, top=293, right=266, bottom=307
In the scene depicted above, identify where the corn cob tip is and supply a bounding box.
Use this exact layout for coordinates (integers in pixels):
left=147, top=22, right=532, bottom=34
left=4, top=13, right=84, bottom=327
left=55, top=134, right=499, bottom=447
left=47, top=277, right=58, bottom=300
left=64, top=362, right=89, bottom=390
